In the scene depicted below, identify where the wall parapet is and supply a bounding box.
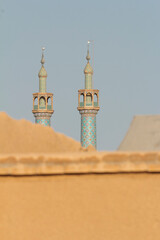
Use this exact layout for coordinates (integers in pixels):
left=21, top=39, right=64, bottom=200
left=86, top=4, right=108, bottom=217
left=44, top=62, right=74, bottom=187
left=0, top=152, right=160, bottom=176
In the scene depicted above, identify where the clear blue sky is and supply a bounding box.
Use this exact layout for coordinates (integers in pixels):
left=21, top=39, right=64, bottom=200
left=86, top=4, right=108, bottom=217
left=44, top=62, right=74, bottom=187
left=1, top=0, right=160, bottom=150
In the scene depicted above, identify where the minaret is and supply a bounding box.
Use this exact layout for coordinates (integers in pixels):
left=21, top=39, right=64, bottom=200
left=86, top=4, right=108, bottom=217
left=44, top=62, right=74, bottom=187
left=32, top=48, right=54, bottom=126
left=77, top=43, right=100, bottom=148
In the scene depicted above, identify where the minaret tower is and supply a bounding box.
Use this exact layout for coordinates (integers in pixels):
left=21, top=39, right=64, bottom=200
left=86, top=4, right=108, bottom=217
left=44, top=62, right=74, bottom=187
left=32, top=48, right=54, bottom=126
left=77, top=43, right=100, bottom=148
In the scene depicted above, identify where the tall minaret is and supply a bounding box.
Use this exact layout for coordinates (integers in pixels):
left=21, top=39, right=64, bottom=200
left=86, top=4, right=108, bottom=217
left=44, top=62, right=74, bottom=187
left=32, top=48, right=54, bottom=126
left=77, top=43, right=100, bottom=148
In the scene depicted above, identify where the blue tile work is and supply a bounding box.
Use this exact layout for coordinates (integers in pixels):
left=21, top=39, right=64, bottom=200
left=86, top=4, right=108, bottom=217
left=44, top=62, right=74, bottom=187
left=81, top=115, right=96, bottom=148
left=36, top=118, right=50, bottom=126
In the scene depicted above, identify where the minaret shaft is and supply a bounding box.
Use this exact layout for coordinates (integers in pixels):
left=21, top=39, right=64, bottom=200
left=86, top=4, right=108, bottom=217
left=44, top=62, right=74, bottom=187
left=39, top=75, right=46, bottom=93
left=85, top=73, right=92, bottom=89
left=77, top=44, right=100, bottom=149
left=81, top=110, right=97, bottom=148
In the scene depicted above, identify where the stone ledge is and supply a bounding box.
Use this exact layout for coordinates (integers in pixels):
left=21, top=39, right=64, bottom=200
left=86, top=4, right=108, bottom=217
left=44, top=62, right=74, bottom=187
left=0, top=152, right=160, bottom=175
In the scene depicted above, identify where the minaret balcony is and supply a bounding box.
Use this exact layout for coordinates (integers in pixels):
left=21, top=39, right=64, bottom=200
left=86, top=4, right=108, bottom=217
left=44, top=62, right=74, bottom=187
left=32, top=92, right=54, bottom=113
left=77, top=89, right=100, bottom=111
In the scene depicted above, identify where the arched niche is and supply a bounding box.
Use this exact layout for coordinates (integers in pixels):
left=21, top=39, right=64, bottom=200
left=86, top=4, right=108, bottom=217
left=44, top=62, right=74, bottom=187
left=86, top=92, right=92, bottom=106
left=47, top=97, right=52, bottom=110
left=80, top=93, right=84, bottom=107
left=94, top=93, right=98, bottom=106
left=39, top=96, right=46, bottom=109
left=33, top=97, right=38, bottom=110
left=34, top=97, right=38, bottom=104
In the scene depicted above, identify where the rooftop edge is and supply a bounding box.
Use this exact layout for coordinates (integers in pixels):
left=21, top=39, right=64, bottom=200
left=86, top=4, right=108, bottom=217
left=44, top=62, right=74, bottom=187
left=0, top=152, right=160, bottom=175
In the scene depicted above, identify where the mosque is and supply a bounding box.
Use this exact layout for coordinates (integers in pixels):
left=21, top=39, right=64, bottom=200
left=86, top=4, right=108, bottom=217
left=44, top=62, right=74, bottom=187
left=2, top=46, right=160, bottom=240
left=31, top=44, right=160, bottom=152
left=32, top=45, right=100, bottom=149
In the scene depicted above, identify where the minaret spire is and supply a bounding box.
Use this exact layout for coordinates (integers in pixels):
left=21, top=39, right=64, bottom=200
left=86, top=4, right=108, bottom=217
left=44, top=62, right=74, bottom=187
left=84, top=41, right=93, bottom=90
left=32, top=47, right=54, bottom=126
left=86, top=41, right=91, bottom=62
left=41, top=47, right=45, bottom=65
left=77, top=41, right=100, bottom=149
left=38, top=47, right=47, bottom=93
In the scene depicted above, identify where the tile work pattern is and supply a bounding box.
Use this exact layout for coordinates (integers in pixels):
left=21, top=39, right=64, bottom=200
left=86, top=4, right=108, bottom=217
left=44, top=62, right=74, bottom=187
left=81, top=114, right=96, bottom=148
left=36, top=118, right=50, bottom=126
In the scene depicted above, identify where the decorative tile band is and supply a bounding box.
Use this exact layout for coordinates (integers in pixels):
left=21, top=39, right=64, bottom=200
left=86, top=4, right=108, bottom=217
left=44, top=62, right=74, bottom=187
left=34, top=112, right=52, bottom=126
left=36, top=118, right=50, bottom=126
left=81, top=114, right=96, bottom=148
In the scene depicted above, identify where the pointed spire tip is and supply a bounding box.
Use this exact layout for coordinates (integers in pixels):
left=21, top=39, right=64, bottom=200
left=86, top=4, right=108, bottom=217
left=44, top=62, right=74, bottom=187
left=41, top=47, right=45, bottom=65
left=86, top=41, right=91, bottom=62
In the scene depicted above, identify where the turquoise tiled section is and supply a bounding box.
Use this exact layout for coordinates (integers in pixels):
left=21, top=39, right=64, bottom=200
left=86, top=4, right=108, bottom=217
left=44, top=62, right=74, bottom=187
left=80, top=102, right=98, bottom=107
left=34, top=105, right=52, bottom=110
left=36, top=118, right=50, bottom=126
left=81, top=115, right=96, bottom=148
left=47, top=105, right=52, bottom=110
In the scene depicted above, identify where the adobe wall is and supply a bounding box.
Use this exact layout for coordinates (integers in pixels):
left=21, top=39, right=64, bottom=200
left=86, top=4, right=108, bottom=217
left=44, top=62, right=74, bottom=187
left=1, top=152, right=160, bottom=240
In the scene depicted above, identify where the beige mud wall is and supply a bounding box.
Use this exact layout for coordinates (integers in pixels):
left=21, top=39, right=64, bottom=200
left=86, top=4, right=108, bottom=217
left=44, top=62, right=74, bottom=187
left=1, top=172, right=160, bottom=240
